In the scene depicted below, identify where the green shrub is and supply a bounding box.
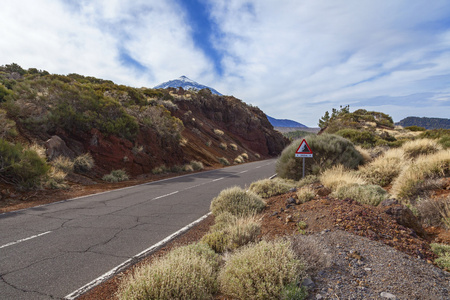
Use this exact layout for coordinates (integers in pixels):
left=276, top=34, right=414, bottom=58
left=280, top=283, right=308, bottom=300
left=276, top=134, right=363, bottom=180
left=218, top=157, right=230, bottom=166
left=335, top=128, right=377, bottom=147
left=430, top=243, right=450, bottom=270
left=333, top=183, right=389, bottom=206
left=210, top=186, right=265, bottom=217
left=249, top=178, right=296, bottom=198
left=152, top=164, right=169, bottom=174
left=117, top=243, right=220, bottom=300
left=211, top=212, right=238, bottom=231
left=73, top=153, right=95, bottom=173
left=405, top=126, right=426, bottom=131
left=218, top=240, right=305, bottom=299
left=0, top=108, right=17, bottom=138
left=102, top=169, right=129, bottom=183
left=190, top=160, right=204, bottom=171
left=0, top=139, right=50, bottom=189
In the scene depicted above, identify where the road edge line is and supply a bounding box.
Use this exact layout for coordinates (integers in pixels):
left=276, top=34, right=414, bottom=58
left=64, top=212, right=211, bottom=300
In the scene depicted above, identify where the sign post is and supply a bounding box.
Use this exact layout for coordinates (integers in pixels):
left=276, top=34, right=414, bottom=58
left=295, top=139, right=313, bottom=178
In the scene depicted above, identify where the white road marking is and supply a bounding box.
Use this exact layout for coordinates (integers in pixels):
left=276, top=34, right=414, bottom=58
left=64, top=213, right=211, bottom=300
left=152, top=191, right=179, bottom=200
left=238, top=170, right=249, bottom=174
left=212, top=177, right=224, bottom=182
left=0, top=231, right=52, bottom=249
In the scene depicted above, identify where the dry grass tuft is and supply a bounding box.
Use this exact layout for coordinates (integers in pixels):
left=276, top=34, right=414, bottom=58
left=355, top=145, right=372, bottom=164
left=117, top=243, right=220, bottom=300
left=249, top=178, right=296, bottom=198
left=358, top=148, right=406, bottom=186
left=391, top=150, right=450, bottom=201
left=214, top=129, right=224, bottom=136
left=332, top=183, right=389, bottom=206
left=218, top=239, right=305, bottom=299
left=296, top=187, right=316, bottom=203
left=402, top=138, right=442, bottom=159
left=51, top=156, right=74, bottom=173
left=320, top=165, right=366, bottom=191
left=210, top=186, right=266, bottom=217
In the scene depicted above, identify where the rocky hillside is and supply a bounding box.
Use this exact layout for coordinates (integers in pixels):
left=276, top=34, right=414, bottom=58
left=0, top=63, right=287, bottom=188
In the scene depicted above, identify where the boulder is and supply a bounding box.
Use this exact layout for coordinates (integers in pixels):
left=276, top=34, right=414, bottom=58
left=45, top=135, right=76, bottom=160
left=383, top=205, right=426, bottom=238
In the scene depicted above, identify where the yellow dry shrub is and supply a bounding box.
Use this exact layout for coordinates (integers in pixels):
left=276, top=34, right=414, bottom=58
left=402, top=138, right=442, bottom=159
left=355, top=146, right=372, bottom=164
left=391, top=150, right=450, bottom=201
left=320, top=165, right=366, bottom=191
left=358, top=148, right=407, bottom=186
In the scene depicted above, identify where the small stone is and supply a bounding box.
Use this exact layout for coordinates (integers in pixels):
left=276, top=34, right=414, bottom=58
left=321, top=229, right=330, bottom=234
left=286, top=204, right=292, bottom=209
left=364, top=267, right=372, bottom=271
left=286, top=215, right=293, bottom=222
left=380, top=292, right=397, bottom=299
left=289, top=187, right=297, bottom=193
left=301, top=277, right=315, bottom=288
left=315, top=294, right=323, bottom=300
left=270, top=212, right=278, bottom=217
left=286, top=197, right=296, bottom=204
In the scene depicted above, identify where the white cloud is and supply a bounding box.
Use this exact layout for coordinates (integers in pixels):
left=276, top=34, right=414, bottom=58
left=1, top=0, right=449, bottom=127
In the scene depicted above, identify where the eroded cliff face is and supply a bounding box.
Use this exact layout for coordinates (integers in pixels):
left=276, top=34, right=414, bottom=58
left=39, top=87, right=287, bottom=177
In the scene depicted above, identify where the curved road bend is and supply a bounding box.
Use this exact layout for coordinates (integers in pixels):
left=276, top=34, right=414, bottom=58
left=0, top=158, right=277, bottom=299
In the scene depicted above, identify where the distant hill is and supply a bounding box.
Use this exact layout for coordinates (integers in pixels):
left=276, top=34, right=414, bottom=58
left=266, top=116, right=307, bottom=128
left=154, top=76, right=222, bottom=95
left=396, top=117, right=450, bottom=129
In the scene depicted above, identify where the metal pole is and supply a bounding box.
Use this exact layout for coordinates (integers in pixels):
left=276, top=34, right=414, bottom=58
left=302, top=157, right=305, bottom=178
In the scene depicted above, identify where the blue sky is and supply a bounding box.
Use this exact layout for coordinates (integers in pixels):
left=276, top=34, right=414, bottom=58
left=1, top=0, right=450, bottom=127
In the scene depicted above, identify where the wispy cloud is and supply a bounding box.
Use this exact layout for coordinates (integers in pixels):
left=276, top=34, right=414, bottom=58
left=1, top=0, right=449, bottom=126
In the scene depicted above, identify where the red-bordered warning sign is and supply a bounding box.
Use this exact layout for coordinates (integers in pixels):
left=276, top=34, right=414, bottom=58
left=295, top=139, right=313, bottom=157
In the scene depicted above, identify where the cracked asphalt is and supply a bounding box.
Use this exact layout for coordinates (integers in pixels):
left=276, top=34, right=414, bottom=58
left=0, top=159, right=276, bottom=299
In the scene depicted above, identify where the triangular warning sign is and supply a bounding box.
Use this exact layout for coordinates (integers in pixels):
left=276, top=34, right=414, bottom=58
left=295, top=139, right=313, bottom=157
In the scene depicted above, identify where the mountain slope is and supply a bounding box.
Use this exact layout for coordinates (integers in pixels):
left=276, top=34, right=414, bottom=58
left=154, top=76, right=222, bottom=95
left=396, top=116, right=450, bottom=129
left=266, top=115, right=307, bottom=128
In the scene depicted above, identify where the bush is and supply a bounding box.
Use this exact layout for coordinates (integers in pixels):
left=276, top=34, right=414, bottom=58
left=183, top=164, right=194, bottom=172
left=416, top=196, right=448, bottom=227
left=45, top=167, right=69, bottom=189
left=218, top=240, right=305, bottom=299
left=102, top=169, right=129, bottom=183
left=277, top=134, right=363, bottom=180
left=218, top=157, right=230, bottom=166
left=51, top=156, right=74, bottom=173
left=214, top=129, right=224, bottom=136
left=202, top=215, right=260, bottom=253
left=219, top=142, right=227, bottom=150
left=405, top=126, right=426, bottom=131
left=296, top=187, right=315, bottom=203
left=210, top=186, right=265, bottom=217
left=234, top=155, right=244, bottom=164
left=152, top=164, right=169, bottom=174
left=333, top=183, right=389, bottom=206
left=355, top=145, right=372, bottom=164
left=0, top=139, right=50, bottom=189
left=117, top=243, right=220, bottom=300
left=335, top=128, right=377, bottom=147
left=190, top=160, right=204, bottom=171
left=241, top=152, right=249, bottom=160
left=297, top=175, right=319, bottom=188
left=430, top=243, right=450, bottom=270
left=290, top=235, right=332, bottom=274
left=320, top=165, right=366, bottom=191
left=391, top=150, right=450, bottom=201
left=249, top=178, right=296, bottom=198
left=358, top=148, right=405, bottom=186
left=73, top=153, right=95, bottom=173
left=402, top=138, right=441, bottom=159
left=230, top=143, right=238, bottom=151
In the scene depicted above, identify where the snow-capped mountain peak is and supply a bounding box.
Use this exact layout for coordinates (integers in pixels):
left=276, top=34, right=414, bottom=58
left=153, top=76, right=222, bottom=95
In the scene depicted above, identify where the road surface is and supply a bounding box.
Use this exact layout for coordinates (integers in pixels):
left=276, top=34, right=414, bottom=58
left=0, top=159, right=276, bottom=299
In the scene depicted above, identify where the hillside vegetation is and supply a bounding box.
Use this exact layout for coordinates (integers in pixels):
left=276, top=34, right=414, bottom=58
left=0, top=63, right=287, bottom=194
left=397, top=116, right=450, bottom=129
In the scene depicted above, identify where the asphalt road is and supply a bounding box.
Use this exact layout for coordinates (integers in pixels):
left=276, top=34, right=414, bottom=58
left=0, top=159, right=277, bottom=299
